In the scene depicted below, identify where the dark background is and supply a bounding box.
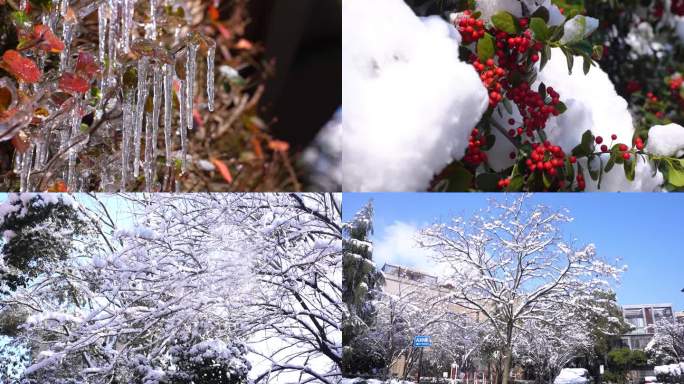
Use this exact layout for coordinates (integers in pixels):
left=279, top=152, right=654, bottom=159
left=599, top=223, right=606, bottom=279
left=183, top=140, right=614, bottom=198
left=245, top=0, right=341, bottom=151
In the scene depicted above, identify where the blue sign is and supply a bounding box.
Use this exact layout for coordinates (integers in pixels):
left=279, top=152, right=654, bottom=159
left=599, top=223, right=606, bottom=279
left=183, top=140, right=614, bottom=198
left=413, top=335, right=432, bottom=347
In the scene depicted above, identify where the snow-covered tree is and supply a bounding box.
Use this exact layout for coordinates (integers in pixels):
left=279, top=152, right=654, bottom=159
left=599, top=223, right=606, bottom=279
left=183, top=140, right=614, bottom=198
left=416, top=194, right=625, bottom=384
left=647, top=320, right=684, bottom=365
left=0, top=193, right=342, bottom=384
left=342, top=200, right=384, bottom=375
left=515, top=314, right=592, bottom=384
left=0, top=194, right=88, bottom=295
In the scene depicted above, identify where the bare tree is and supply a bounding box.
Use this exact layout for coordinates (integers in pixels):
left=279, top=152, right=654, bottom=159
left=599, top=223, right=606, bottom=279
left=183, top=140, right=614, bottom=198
left=417, top=195, right=624, bottom=384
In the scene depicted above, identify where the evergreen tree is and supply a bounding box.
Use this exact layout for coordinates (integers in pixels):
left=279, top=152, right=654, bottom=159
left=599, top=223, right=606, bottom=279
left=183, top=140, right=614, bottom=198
left=342, top=200, right=385, bottom=375
left=0, top=194, right=88, bottom=295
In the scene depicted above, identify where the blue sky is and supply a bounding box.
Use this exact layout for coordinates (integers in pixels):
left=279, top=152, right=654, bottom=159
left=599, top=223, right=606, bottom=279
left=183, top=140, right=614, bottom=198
left=343, top=193, right=684, bottom=312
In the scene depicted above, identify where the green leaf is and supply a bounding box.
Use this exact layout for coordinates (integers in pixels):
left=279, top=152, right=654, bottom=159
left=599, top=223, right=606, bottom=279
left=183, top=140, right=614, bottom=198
left=624, top=156, right=636, bottom=181
left=476, top=173, right=503, bottom=192
left=477, top=33, right=495, bottom=61
left=555, top=101, right=567, bottom=114
left=506, top=175, right=524, bottom=192
left=531, top=6, right=550, bottom=23
left=563, top=48, right=574, bottom=75
left=664, top=159, right=684, bottom=187
left=438, top=163, right=473, bottom=192
left=583, top=56, right=591, bottom=75
left=529, top=17, right=550, bottom=41
left=572, top=130, right=594, bottom=157
left=538, top=83, right=547, bottom=99
left=592, top=44, right=604, bottom=60
left=540, top=45, right=551, bottom=72
left=491, top=11, right=518, bottom=34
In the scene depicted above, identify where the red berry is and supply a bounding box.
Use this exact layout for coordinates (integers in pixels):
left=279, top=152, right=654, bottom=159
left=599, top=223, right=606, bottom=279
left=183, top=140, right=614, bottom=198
left=619, top=144, right=628, bottom=152
left=611, top=134, right=618, bottom=140
left=623, top=152, right=631, bottom=160
left=601, top=145, right=608, bottom=152
left=595, top=136, right=604, bottom=144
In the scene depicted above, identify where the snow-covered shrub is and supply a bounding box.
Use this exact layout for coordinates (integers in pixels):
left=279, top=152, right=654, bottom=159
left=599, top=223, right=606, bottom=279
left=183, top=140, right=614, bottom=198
left=342, top=0, right=684, bottom=191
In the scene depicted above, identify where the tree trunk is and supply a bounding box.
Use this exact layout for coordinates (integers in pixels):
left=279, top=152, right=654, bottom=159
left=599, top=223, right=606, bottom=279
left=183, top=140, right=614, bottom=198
left=502, top=322, right=514, bottom=384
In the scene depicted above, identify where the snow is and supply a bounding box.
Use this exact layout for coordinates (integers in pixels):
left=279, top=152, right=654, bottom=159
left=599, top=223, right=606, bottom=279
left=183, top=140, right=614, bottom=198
left=342, top=0, right=488, bottom=191
left=476, top=0, right=565, bottom=26
left=554, top=368, right=590, bottom=384
left=583, top=154, right=663, bottom=192
left=646, top=123, right=684, bottom=157
left=560, top=16, right=599, bottom=45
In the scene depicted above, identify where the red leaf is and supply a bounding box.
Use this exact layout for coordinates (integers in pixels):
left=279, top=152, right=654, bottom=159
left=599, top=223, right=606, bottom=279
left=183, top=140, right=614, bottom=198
left=207, top=5, right=220, bottom=21
left=75, top=52, right=98, bottom=79
left=235, top=39, right=254, bottom=50
left=268, top=140, right=290, bottom=153
left=215, top=24, right=232, bottom=40
left=210, top=157, right=233, bottom=184
left=59, top=72, right=90, bottom=94
left=32, top=24, right=65, bottom=53
left=1, top=50, right=42, bottom=84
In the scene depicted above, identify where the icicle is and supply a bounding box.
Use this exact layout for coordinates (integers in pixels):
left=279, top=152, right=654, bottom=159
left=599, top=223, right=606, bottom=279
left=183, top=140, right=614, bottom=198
left=146, top=0, right=157, bottom=40
left=185, top=43, right=198, bottom=130
left=98, top=2, right=108, bottom=91
left=178, top=79, right=188, bottom=172
left=121, top=90, right=135, bottom=191
left=206, top=42, right=216, bottom=112
left=144, top=111, right=154, bottom=192
left=60, top=0, right=69, bottom=17
left=163, top=63, right=174, bottom=166
left=106, top=0, right=118, bottom=89
left=19, top=144, right=34, bottom=192
left=133, top=56, right=150, bottom=178
left=122, top=0, right=134, bottom=53
left=67, top=102, right=81, bottom=191
left=59, top=22, right=74, bottom=72
left=152, top=66, right=162, bottom=158
left=13, top=152, right=23, bottom=174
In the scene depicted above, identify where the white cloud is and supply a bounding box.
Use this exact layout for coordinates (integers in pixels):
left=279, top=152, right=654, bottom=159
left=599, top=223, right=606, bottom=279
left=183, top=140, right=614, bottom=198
left=374, top=221, right=438, bottom=275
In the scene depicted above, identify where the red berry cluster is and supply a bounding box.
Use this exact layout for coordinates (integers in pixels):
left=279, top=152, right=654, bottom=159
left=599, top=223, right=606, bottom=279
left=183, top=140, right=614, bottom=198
left=464, top=128, right=489, bottom=166
left=634, top=136, right=645, bottom=151
left=472, top=58, right=506, bottom=107
left=497, top=177, right=511, bottom=189
left=508, top=82, right=561, bottom=131
left=493, top=30, right=544, bottom=67
left=670, top=75, right=683, bottom=91
left=596, top=135, right=632, bottom=159
left=456, top=11, right=486, bottom=44
left=524, top=141, right=569, bottom=177
left=576, top=173, right=586, bottom=191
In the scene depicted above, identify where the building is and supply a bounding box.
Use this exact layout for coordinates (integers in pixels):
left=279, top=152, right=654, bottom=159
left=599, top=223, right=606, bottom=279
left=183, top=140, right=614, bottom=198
left=621, top=303, right=675, bottom=350
left=380, top=263, right=472, bottom=378
left=676, top=311, right=684, bottom=324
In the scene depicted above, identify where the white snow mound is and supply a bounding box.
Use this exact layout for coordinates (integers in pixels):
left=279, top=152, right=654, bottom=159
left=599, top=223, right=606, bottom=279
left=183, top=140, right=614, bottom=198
left=646, top=123, right=684, bottom=157
left=342, top=0, right=488, bottom=191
